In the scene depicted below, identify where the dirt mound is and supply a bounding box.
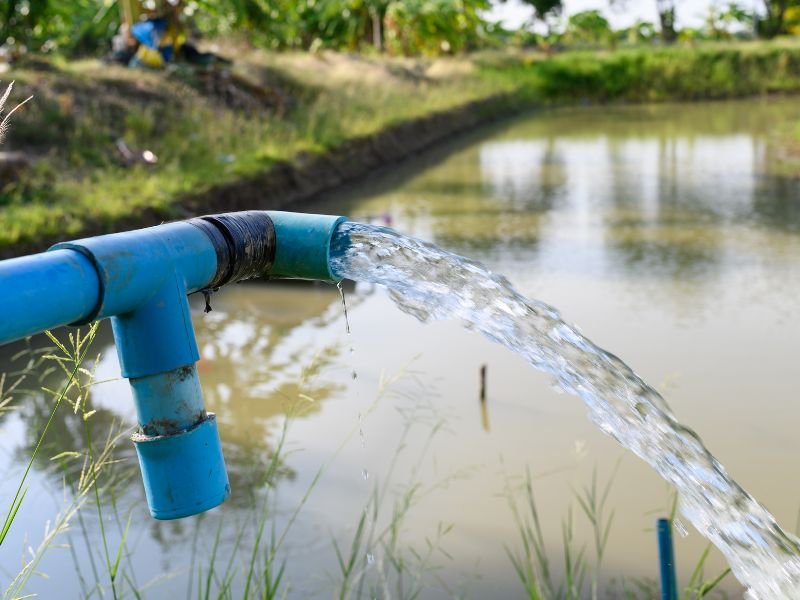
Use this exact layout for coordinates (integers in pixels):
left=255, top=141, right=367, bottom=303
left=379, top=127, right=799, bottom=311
left=6, top=60, right=297, bottom=158
left=175, top=65, right=293, bottom=114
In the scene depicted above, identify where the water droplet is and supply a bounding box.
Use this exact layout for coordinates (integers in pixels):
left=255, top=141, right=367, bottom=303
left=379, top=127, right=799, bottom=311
left=358, top=413, right=366, bottom=447
left=337, top=281, right=351, bottom=334
left=573, top=440, right=587, bottom=457
left=366, top=553, right=375, bottom=565
left=674, top=518, right=688, bottom=538
left=362, top=469, right=369, bottom=481
left=351, top=370, right=358, bottom=380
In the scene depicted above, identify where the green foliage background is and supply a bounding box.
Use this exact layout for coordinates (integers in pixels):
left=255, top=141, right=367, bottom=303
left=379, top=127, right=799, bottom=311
left=0, top=0, right=500, bottom=57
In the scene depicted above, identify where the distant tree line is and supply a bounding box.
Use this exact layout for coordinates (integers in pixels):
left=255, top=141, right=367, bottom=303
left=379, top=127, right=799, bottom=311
left=524, top=0, right=800, bottom=44
left=0, top=0, right=799, bottom=58
left=0, top=0, right=497, bottom=57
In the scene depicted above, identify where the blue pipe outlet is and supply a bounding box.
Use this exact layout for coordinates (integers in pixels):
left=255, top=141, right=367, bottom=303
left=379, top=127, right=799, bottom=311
left=266, top=211, right=347, bottom=281
left=0, top=211, right=345, bottom=520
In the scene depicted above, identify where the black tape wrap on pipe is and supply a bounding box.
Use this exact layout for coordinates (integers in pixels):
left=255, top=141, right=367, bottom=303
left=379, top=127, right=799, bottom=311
left=189, top=211, right=276, bottom=288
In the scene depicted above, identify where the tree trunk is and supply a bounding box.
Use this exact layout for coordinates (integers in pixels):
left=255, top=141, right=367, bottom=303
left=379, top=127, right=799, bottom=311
left=759, top=0, right=788, bottom=38
left=658, top=5, right=677, bottom=43
left=370, top=7, right=383, bottom=51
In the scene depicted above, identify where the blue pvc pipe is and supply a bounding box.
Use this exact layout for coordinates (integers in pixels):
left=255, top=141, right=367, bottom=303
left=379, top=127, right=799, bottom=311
left=658, top=518, right=678, bottom=600
left=0, top=249, right=100, bottom=343
left=130, top=366, right=206, bottom=435
left=133, top=414, right=229, bottom=520
left=0, top=212, right=346, bottom=346
left=0, top=210, right=345, bottom=520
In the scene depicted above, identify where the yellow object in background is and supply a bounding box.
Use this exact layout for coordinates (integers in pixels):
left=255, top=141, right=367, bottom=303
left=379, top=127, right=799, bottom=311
left=136, top=45, right=165, bottom=68
left=786, top=7, right=800, bottom=35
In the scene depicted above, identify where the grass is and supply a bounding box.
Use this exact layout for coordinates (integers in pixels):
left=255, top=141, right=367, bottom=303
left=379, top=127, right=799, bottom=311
left=0, top=324, right=133, bottom=598
left=0, top=324, right=99, bottom=548
left=504, top=41, right=800, bottom=103
left=505, top=467, right=733, bottom=600
left=1, top=39, right=800, bottom=254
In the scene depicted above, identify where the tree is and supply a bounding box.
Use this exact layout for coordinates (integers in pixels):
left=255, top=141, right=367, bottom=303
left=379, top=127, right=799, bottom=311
left=565, top=10, right=612, bottom=46
left=656, top=0, right=678, bottom=42
left=617, top=20, right=657, bottom=45
left=755, top=0, right=800, bottom=37
left=0, top=0, right=119, bottom=54
left=609, top=0, right=680, bottom=43
left=706, top=2, right=754, bottom=39
left=384, top=0, right=491, bottom=56
left=520, top=0, right=563, bottom=37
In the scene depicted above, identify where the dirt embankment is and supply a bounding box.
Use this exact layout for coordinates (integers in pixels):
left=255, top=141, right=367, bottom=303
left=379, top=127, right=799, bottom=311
left=175, top=92, right=523, bottom=217
left=4, top=94, right=524, bottom=259
left=2, top=53, right=531, bottom=257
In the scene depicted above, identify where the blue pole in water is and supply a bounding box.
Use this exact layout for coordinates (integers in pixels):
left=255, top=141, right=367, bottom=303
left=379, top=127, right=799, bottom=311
left=0, top=211, right=345, bottom=519
left=658, top=518, right=678, bottom=600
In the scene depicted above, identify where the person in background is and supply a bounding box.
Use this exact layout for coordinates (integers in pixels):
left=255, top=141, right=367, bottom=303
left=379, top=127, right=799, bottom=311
left=110, top=0, right=227, bottom=68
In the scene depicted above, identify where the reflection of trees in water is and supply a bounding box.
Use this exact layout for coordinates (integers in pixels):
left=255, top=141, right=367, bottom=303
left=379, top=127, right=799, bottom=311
left=602, top=135, right=726, bottom=281
left=751, top=171, right=800, bottom=234
left=186, top=281, right=371, bottom=507
left=0, top=283, right=361, bottom=558
left=192, top=282, right=356, bottom=443
left=2, top=342, right=149, bottom=566
left=3, top=334, right=137, bottom=489
left=601, top=126, right=800, bottom=282
left=495, top=100, right=798, bottom=141
left=424, top=137, right=567, bottom=254
left=480, top=137, right=567, bottom=211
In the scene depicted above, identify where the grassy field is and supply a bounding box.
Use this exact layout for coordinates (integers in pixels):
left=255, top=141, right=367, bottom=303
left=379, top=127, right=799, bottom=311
left=507, top=38, right=800, bottom=101
left=2, top=39, right=800, bottom=254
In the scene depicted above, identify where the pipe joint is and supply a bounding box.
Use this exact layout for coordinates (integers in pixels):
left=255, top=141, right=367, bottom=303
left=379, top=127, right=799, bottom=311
left=133, top=413, right=229, bottom=520
left=188, top=211, right=276, bottom=289
left=50, top=222, right=218, bottom=322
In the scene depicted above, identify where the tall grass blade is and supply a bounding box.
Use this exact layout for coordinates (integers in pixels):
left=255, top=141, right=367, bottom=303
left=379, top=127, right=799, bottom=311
left=111, top=512, right=133, bottom=581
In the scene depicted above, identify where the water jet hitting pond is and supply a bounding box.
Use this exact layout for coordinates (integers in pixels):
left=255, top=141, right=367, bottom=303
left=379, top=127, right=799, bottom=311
left=329, top=221, right=800, bottom=599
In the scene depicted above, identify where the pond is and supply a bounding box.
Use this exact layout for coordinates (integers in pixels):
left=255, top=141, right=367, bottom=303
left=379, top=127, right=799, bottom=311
left=1, top=96, right=799, bottom=597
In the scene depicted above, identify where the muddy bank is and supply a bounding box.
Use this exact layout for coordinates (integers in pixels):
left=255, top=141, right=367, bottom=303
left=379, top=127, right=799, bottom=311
left=3, top=91, right=529, bottom=258
left=177, top=93, right=525, bottom=214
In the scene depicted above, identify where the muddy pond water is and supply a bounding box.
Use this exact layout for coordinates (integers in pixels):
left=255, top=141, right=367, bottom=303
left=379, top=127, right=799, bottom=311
left=1, top=97, right=799, bottom=598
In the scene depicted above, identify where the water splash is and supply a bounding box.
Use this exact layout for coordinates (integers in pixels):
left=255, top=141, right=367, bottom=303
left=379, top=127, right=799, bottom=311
left=329, top=222, right=800, bottom=598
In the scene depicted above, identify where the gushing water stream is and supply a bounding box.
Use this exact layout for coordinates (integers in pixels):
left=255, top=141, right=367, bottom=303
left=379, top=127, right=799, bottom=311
left=329, top=222, right=800, bottom=598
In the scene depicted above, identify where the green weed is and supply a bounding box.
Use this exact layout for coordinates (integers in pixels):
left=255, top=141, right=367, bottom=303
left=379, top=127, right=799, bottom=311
left=506, top=469, right=734, bottom=599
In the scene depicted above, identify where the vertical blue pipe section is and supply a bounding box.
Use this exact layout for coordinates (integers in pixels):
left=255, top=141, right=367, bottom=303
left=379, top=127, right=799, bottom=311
left=111, top=273, right=199, bottom=378
left=53, top=221, right=229, bottom=520
left=133, top=413, right=229, bottom=520
left=658, top=518, right=678, bottom=600
left=0, top=249, right=100, bottom=343
left=130, top=366, right=206, bottom=435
